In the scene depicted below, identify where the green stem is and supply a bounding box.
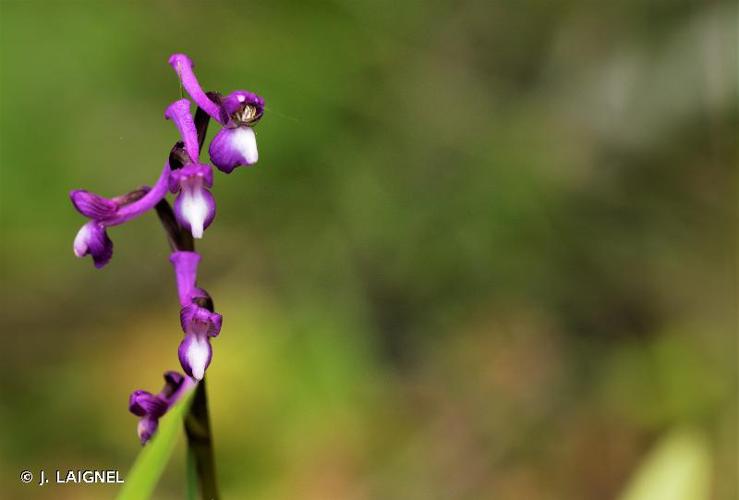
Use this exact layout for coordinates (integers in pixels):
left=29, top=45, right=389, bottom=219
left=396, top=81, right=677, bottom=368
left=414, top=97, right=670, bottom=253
left=186, top=444, right=198, bottom=500
left=184, top=380, right=220, bottom=500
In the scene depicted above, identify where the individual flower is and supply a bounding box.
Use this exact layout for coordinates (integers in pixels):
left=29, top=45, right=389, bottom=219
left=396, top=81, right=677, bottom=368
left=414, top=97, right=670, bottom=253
left=168, top=53, right=264, bottom=173
left=129, top=371, right=195, bottom=444
left=72, top=220, right=113, bottom=269
left=168, top=163, right=215, bottom=239
left=69, top=163, right=172, bottom=268
left=178, top=303, right=222, bottom=380
left=170, top=251, right=223, bottom=380
left=165, top=99, right=217, bottom=239
left=208, top=90, right=262, bottom=172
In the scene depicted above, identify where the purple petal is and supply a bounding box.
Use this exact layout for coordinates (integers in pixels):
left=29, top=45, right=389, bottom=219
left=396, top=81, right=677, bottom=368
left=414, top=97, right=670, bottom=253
left=128, top=390, right=168, bottom=417
left=73, top=221, right=113, bottom=268
left=69, top=190, right=118, bottom=219
left=173, top=184, right=216, bottom=239
left=137, top=416, right=159, bottom=444
left=180, top=303, right=222, bottom=338
left=168, top=53, right=225, bottom=124
left=168, top=163, right=213, bottom=193
left=178, top=332, right=213, bottom=381
left=209, top=126, right=258, bottom=173
left=169, top=251, right=201, bottom=306
left=165, top=99, right=200, bottom=163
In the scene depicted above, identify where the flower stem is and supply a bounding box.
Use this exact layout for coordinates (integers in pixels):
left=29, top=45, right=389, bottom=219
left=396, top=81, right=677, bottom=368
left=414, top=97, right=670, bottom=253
left=184, top=379, right=219, bottom=500
left=154, top=100, right=220, bottom=499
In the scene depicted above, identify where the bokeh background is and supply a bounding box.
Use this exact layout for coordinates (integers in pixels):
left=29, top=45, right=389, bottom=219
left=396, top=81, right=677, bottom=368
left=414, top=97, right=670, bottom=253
left=0, top=0, right=736, bottom=498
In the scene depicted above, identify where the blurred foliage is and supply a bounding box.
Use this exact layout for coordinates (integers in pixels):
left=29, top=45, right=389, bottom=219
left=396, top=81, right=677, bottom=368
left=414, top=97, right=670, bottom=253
left=618, top=427, right=712, bottom=500
left=0, top=0, right=736, bottom=499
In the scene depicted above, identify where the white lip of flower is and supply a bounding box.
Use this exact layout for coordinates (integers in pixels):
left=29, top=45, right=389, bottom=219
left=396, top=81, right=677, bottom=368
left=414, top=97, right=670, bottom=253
left=188, top=335, right=210, bottom=380
left=180, top=177, right=208, bottom=239
left=73, top=224, right=92, bottom=256
left=231, top=127, right=258, bottom=164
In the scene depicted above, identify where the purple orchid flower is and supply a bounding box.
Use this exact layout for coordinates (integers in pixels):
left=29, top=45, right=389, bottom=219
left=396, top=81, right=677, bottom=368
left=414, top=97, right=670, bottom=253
left=179, top=303, right=222, bottom=381
left=72, top=55, right=254, bottom=472
left=168, top=53, right=264, bottom=173
left=170, top=251, right=222, bottom=380
left=70, top=163, right=171, bottom=268
left=129, top=371, right=195, bottom=444
left=73, top=221, right=113, bottom=269
left=165, top=99, right=217, bottom=239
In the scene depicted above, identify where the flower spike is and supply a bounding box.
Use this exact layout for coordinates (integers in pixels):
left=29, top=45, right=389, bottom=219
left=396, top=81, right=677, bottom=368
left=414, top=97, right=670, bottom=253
left=74, top=53, right=258, bottom=453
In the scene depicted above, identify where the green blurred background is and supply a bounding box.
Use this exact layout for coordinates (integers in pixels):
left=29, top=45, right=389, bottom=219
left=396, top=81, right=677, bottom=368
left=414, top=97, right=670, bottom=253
left=0, top=0, right=736, bottom=498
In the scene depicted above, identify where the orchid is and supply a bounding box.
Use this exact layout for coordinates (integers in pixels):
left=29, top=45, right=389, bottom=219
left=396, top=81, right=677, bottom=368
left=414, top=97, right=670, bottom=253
left=129, top=371, right=195, bottom=444
left=165, top=99, right=217, bottom=239
left=70, top=52, right=264, bottom=499
left=170, top=251, right=222, bottom=381
left=70, top=165, right=170, bottom=268
left=168, top=53, right=264, bottom=173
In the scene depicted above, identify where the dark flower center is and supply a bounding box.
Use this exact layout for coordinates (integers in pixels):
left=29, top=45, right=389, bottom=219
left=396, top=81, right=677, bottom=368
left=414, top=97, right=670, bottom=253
left=231, top=104, right=261, bottom=126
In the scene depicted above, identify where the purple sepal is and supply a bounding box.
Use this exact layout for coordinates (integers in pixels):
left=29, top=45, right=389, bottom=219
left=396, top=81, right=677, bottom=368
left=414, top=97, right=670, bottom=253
left=178, top=304, right=222, bottom=380
left=128, top=390, right=167, bottom=417
left=209, top=126, right=258, bottom=173
left=73, top=221, right=113, bottom=269
left=129, top=370, right=196, bottom=444
left=169, top=251, right=201, bottom=306
left=168, top=53, right=225, bottom=124
left=222, top=90, right=265, bottom=125
left=168, top=163, right=213, bottom=193
left=69, top=190, right=118, bottom=219
left=180, top=303, right=222, bottom=338
left=165, top=99, right=200, bottom=163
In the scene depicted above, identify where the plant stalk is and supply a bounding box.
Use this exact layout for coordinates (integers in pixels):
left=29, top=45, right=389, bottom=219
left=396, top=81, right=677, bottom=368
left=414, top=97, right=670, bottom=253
left=184, top=379, right=219, bottom=500
left=154, top=99, right=220, bottom=499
